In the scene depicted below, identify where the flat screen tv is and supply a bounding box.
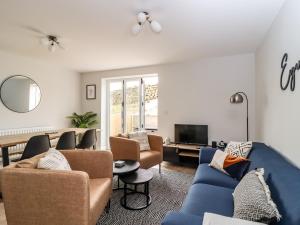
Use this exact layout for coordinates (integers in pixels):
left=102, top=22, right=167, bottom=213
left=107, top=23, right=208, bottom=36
left=175, top=124, right=208, bottom=146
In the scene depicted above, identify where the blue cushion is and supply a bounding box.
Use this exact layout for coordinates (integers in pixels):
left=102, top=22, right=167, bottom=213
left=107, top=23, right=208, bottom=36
left=162, top=212, right=203, bottom=225
left=193, top=164, right=239, bottom=189
left=181, top=183, right=234, bottom=217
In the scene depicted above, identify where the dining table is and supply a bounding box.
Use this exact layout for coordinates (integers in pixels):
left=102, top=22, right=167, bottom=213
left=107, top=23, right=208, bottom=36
left=0, top=128, right=100, bottom=167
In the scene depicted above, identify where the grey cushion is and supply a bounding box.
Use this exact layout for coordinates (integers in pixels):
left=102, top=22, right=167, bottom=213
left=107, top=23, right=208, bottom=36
left=233, top=169, right=281, bottom=224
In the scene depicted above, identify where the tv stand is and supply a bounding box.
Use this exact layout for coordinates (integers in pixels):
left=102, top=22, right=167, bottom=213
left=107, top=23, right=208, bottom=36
left=163, top=143, right=209, bottom=166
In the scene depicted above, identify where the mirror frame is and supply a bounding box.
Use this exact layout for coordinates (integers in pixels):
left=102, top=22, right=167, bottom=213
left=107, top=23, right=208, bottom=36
left=0, top=75, right=42, bottom=113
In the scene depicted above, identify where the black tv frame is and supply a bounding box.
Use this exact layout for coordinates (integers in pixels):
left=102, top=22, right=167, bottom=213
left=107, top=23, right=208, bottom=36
left=174, top=124, right=208, bottom=146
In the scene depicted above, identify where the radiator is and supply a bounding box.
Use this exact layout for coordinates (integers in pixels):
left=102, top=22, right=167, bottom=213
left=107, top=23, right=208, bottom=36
left=0, top=126, right=54, bottom=157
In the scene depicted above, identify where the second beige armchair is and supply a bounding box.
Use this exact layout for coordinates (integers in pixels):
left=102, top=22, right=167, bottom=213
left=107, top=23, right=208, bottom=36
left=109, top=134, right=163, bottom=173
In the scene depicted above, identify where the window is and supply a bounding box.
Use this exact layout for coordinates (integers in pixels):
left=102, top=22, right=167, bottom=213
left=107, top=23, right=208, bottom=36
left=107, top=75, right=158, bottom=137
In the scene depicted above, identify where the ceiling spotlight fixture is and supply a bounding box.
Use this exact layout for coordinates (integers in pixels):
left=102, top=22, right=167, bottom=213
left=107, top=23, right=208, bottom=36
left=132, top=12, right=162, bottom=35
left=40, top=35, right=64, bottom=52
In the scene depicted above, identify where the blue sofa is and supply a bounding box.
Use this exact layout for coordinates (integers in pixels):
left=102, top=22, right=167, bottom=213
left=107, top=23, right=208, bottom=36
left=162, top=142, right=300, bottom=225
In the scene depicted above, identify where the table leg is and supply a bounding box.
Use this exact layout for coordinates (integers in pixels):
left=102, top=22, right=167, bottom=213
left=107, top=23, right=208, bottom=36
left=145, top=182, right=149, bottom=205
left=124, top=183, right=127, bottom=207
left=1, top=147, right=9, bottom=167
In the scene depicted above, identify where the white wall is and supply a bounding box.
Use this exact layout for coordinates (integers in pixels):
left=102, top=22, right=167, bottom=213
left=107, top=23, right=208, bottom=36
left=255, top=0, right=300, bottom=166
left=0, top=50, right=81, bottom=129
left=81, top=53, right=255, bottom=146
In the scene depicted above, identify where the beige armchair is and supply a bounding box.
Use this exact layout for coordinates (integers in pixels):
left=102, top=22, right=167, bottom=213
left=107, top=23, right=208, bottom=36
left=1, top=150, right=113, bottom=225
left=109, top=134, right=163, bottom=173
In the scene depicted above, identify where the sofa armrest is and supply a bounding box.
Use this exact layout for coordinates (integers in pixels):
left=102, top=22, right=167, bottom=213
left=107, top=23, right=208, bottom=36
left=162, top=212, right=203, bottom=225
left=148, top=134, right=163, bottom=153
left=61, top=150, right=113, bottom=179
left=199, top=147, right=218, bottom=164
left=109, top=136, right=140, bottom=161
left=1, top=169, right=90, bottom=225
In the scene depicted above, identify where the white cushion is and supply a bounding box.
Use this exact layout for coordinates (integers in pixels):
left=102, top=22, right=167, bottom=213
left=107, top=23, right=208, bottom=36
left=128, top=131, right=150, bottom=151
left=209, top=150, right=228, bottom=174
left=202, top=213, right=266, bottom=225
left=37, top=148, right=72, bottom=171
left=225, top=141, right=252, bottom=158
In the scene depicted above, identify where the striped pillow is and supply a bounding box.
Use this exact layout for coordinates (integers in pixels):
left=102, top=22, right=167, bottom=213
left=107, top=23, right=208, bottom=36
left=37, top=148, right=71, bottom=171
left=225, top=141, right=253, bottom=158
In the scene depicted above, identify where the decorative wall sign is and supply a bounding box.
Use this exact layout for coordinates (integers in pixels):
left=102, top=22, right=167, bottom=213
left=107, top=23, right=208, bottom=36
left=280, top=53, right=300, bottom=91
left=86, top=84, right=96, bottom=100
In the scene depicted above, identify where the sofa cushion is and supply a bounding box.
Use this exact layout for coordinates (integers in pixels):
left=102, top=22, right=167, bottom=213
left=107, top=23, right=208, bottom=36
left=209, top=149, right=250, bottom=180
left=89, top=178, right=112, bottom=225
left=140, top=150, right=161, bottom=169
left=162, top=212, right=203, bottom=225
left=225, top=141, right=253, bottom=158
left=16, top=152, right=47, bottom=168
left=233, top=169, right=281, bottom=224
left=181, top=183, right=234, bottom=217
left=193, top=164, right=239, bottom=189
left=128, top=131, right=150, bottom=151
left=37, top=149, right=71, bottom=171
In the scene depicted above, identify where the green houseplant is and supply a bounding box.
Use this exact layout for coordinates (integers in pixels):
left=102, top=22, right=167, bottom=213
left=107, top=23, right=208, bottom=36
left=67, top=112, right=98, bottom=128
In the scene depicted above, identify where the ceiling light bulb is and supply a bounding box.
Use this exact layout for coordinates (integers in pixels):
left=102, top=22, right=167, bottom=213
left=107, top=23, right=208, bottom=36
left=132, top=23, right=142, bottom=35
left=40, top=37, right=50, bottom=46
left=137, top=12, right=147, bottom=23
left=48, top=43, right=56, bottom=52
left=150, top=20, right=162, bottom=33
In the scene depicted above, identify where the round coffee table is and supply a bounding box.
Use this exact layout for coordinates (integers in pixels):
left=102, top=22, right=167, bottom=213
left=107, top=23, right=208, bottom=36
left=113, top=160, right=140, bottom=190
left=119, top=169, right=153, bottom=210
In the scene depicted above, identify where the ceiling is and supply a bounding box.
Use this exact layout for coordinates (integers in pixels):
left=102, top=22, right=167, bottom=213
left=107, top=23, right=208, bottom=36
left=0, top=0, right=285, bottom=72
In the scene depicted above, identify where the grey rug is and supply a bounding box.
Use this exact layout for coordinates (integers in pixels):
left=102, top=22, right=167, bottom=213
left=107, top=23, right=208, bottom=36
left=97, top=168, right=194, bottom=225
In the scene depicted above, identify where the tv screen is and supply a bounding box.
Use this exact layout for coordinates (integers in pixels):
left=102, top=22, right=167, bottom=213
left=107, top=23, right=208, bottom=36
left=175, top=124, right=208, bottom=145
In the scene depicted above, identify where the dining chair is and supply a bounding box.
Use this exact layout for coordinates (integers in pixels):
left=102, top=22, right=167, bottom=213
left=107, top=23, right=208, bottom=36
left=76, top=129, right=97, bottom=149
left=20, top=135, right=51, bottom=161
left=56, top=131, right=76, bottom=150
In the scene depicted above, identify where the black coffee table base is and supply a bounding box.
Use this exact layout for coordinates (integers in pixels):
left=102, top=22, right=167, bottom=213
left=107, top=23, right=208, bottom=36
left=113, top=176, right=135, bottom=191
left=120, top=182, right=152, bottom=210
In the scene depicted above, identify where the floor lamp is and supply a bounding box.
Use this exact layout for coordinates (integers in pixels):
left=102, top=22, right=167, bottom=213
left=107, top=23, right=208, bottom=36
left=230, top=92, right=249, bottom=141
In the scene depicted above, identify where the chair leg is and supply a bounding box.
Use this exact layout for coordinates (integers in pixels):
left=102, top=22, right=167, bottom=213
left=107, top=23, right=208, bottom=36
left=159, top=163, right=162, bottom=174
left=105, top=199, right=111, bottom=213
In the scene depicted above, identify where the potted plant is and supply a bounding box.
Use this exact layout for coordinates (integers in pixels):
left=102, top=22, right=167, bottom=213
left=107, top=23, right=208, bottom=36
left=67, top=112, right=98, bottom=128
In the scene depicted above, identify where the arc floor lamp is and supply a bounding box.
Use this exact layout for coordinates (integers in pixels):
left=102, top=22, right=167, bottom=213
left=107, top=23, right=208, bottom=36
left=230, top=92, right=249, bottom=141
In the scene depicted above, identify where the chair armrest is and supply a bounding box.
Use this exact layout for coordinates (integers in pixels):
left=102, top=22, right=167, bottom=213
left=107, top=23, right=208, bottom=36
left=148, top=135, right=163, bottom=153
left=109, top=136, right=140, bottom=161
left=162, top=211, right=203, bottom=225
left=1, top=169, right=89, bottom=225
left=199, top=147, right=218, bottom=164
left=61, top=150, right=113, bottom=179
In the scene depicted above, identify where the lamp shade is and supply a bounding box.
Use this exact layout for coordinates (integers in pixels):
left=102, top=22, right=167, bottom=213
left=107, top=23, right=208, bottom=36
left=150, top=20, right=162, bottom=33
left=132, top=23, right=142, bottom=35
left=230, top=93, right=244, bottom=103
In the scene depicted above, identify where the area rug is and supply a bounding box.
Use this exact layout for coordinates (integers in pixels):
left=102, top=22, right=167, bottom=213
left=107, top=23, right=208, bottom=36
left=97, top=168, right=194, bottom=225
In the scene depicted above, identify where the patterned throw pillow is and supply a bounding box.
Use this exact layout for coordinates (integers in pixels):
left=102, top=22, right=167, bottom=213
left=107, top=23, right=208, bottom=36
left=37, top=148, right=72, bottom=171
left=225, top=141, right=253, bottom=158
left=233, top=168, right=281, bottom=224
left=209, top=150, right=250, bottom=180
left=128, top=131, right=150, bottom=151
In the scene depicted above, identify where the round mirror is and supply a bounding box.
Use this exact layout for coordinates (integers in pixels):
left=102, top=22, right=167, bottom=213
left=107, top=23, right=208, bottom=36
left=0, top=75, right=41, bottom=113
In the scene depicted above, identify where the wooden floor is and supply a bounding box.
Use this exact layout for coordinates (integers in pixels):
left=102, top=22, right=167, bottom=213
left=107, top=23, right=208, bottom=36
left=0, top=162, right=196, bottom=225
